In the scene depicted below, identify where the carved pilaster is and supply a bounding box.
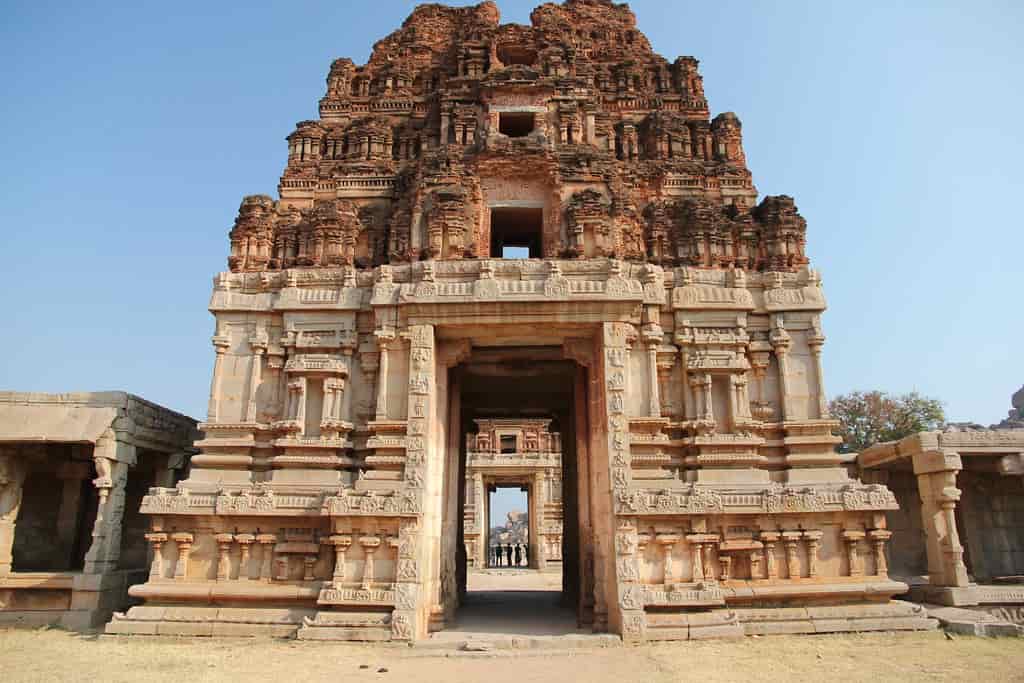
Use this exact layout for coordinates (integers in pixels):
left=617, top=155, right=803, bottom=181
left=171, top=532, right=194, bottom=580
left=236, top=533, right=254, bottom=580
left=215, top=533, right=235, bottom=581
left=145, top=532, right=167, bottom=581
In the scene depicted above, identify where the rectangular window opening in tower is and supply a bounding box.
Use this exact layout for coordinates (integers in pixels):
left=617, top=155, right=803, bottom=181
left=490, top=207, right=542, bottom=258
left=499, top=112, right=535, bottom=138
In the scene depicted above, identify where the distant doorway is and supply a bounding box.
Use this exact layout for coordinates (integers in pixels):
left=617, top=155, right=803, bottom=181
left=487, top=485, right=528, bottom=568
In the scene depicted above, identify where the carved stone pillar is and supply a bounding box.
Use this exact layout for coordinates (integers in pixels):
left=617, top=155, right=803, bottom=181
left=533, top=471, right=547, bottom=570
left=215, top=533, right=235, bottom=581
left=236, top=533, right=255, bottom=580
left=842, top=530, right=865, bottom=577
left=207, top=332, right=231, bottom=422
left=687, top=537, right=704, bottom=582
left=913, top=449, right=969, bottom=588
left=749, top=548, right=762, bottom=579
left=84, top=443, right=132, bottom=575
left=145, top=532, right=168, bottom=581
left=770, top=316, right=791, bottom=422
left=782, top=530, right=802, bottom=579
left=171, top=532, right=194, bottom=580
left=642, top=325, right=662, bottom=418
left=807, top=318, right=829, bottom=419
left=245, top=333, right=267, bottom=423
left=473, top=472, right=485, bottom=566
left=802, top=530, right=823, bottom=579
left=759, top=531, right=779, bottom=579
left=303, top=555, right=316, bottom=582
left=360, top=535, right=380, bottom=589
left=374, top=330, right=395, bottom=421
left=869, top=529, right=892, bottom=576
left=678, top=344, right=694, bottom=420
left=0, top=452, right=29, bottom=575
left=256, top=533, right=277, bottom=581
left=690, top=373, right=713, bottom=422
left=656, top=534, right=679, bottom=585
left=327, top=534, right=352, bottom=586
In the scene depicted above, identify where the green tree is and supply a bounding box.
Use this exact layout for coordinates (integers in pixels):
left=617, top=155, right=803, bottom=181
left=829, top=390, right=946, bottom=453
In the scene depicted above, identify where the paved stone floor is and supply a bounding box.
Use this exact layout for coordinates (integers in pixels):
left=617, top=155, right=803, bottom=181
left=427, top=569, right=593, bottom=641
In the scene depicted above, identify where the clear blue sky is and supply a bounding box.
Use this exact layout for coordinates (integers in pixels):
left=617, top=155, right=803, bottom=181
left=2, top=1, right=1021, bottom=427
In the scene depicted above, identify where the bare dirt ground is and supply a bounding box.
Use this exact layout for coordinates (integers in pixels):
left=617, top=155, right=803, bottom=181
left=2, top=572, right=1021, bottom=683
left=1, top=627, right=1022, bottom=683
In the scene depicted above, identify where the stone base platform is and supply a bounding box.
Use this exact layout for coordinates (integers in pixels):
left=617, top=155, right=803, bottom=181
left=106, top=606, right=317, bottom=637
left=0, top=570, right=147, bottom=631
left=645, top=601, right=936, bottom=640
left=925, top=605, right=1023, bottom=637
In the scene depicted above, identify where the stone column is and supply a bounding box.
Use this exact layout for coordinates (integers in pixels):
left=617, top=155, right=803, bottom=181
left=678, top=344, right=694, bottom=420
left=759, top=531, right=779, bottom=579
left=533, top=471, right=547, bottom=570
left=256, top=533, right=277, bottom=581
left=642, top=326, right=662, bottom=418
left=145, top=532, right=167, bottom=580
left=842, top=530, right=865, bottom=577
left=473, top=472, right=485, bottom=567
left=686, top=536, right=704, bottom=582
left=207, top=332, right=231, bottom=422
left=802, top=530, right=823, bottom=579
left=807, top=319, right=829, bottom=419
left=913, top=449, right=969, bottom=588
left=245, top=334, right=267, bottom=423
left=603, top=323, right=643, bottom=641
left=657, top=534, right=679, bottom=585
left=0, top=452, right=28, bottom=575
left=327, top=534, right=352, bottom=587
left=374, top=330, right=395, bottom=421
left=782, top=530, right=802, bottom=579
left=360, top=535, right=380, bottom=589
left=869, top=529, right=892, bottom=576
left=236, top=533, right=255, bottom=580
left=84, top=440, right=133, bottom=575
left=215, top=533, right=235, bottom=581
left=171, top=532, right=194, bottom=580
left=770, top=316, right=791, bottom=422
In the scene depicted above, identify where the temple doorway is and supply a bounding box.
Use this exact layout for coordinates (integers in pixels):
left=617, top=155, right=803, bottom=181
left=487, top=485, right=528, bottom=569
left=434, top=343, right=595, bottom=639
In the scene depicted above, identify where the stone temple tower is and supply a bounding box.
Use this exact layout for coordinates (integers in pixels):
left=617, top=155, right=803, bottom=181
left=110, top=0, right=933, bottom=641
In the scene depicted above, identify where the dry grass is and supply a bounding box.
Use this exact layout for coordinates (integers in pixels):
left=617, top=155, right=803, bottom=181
left=0, top=628, right=1021, bottom=683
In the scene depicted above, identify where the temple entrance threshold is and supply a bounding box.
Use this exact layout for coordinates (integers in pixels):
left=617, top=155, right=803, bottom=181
left=433, top=342, right=600, bottom=641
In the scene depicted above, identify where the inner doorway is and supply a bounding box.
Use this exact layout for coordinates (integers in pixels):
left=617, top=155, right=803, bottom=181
left=438, top=344, right=592, bottom=639
left=487, top=485, right=528, bottom=568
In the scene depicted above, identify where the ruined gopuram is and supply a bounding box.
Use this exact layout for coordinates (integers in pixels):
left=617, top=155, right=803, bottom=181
left=463, top=418, right=563, bottom=570
left=109, top=1, right=933, bottom=641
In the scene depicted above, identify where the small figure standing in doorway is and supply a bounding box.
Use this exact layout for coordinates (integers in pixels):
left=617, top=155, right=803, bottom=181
left=514, top=543, right=522, bottom=567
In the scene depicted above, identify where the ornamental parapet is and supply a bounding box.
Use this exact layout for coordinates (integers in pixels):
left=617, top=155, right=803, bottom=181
left=614, top=483, right=898, bottom=516
left=140, top=486, right=421, bottom=517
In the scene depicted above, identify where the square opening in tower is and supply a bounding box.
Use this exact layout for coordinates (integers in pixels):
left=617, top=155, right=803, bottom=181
left=498, top=112, right=535, bottom=138
left=490, top=207, right=543, bottom=258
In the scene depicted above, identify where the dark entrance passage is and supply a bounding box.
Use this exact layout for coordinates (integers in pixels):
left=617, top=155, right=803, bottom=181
left=441, top=345, right=594, bottom=639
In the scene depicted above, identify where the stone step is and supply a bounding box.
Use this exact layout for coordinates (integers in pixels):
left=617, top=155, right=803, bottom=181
left=417, top=633, right=622, bottom=652
left=924, top=605, right=1024, bottom=637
